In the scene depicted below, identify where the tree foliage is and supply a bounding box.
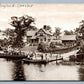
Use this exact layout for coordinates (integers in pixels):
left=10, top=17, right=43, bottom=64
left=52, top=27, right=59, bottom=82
left=75, top=20, right=84, bottom=47
left=53, top=27, right=61, bottom=39
left=64, top=30, right=74, bottom=35
left=75, top=20, right=84, bottom=40
left=10, top=15, right=35, bottom=48
left=3, top=28, right=16, bottom=46
left=37, top=42, right=46, bottom=52
left=79, top=20, right=84, bottom=37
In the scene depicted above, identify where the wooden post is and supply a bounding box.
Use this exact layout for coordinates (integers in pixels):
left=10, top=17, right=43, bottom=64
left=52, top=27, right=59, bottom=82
left=56, top=55, right=58, bottom=64
left=50, top=53, right=52, bottom=60
left=35, top=53, right=36, bottom=59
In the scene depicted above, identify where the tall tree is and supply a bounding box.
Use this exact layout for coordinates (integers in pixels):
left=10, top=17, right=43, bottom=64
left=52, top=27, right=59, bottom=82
left=53, top=27, right=61, bottom=39
left=76, top=20, right=84, bottom=46
left=10, top=15, right=35, bottom=48
left=27, top=26, right=37, bottom=31
left=75, top=28, right=81, bottom=39
left=79, top=20, right=84, bottom=38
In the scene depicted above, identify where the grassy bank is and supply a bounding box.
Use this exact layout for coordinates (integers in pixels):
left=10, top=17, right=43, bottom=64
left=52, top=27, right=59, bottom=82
left=39, top=45, right=79, bottom=54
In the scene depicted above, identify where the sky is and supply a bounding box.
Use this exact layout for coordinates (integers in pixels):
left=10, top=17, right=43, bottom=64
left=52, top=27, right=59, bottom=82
left=0, top=4, right=84, bottom=32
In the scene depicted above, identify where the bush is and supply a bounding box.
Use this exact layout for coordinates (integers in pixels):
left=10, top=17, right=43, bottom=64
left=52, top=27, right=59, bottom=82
left=29, top=44, right=32, bottom=46
left=37, top=42, right=46, bottom=52
left=69, top=55, right=76, bottom=62
left=50, top=42, right=56, bottom=48
left=33, top=43, right=37, bottom=46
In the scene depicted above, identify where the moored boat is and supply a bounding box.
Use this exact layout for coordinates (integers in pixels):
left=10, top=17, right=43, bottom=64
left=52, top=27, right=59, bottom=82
left=22, top=56, right=63, bottom=64
left=23, top=59, right=48, bottom=64
left=0, top=50, right=27, bottom=59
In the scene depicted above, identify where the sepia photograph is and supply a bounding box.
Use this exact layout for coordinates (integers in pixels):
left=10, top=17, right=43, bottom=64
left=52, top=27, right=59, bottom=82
left=0, top=4, right=84, bottom=81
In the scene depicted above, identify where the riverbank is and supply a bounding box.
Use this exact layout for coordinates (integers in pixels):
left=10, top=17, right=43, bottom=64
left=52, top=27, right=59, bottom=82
left=0, top=44, right=79, bottom=60
left=39, top=45, right=79, bottom=54
left=21, top=44, right=79, bottom=54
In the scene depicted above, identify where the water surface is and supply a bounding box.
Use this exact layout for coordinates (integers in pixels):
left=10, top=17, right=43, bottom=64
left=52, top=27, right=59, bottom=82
left=0, top=58, right=83, bottom=81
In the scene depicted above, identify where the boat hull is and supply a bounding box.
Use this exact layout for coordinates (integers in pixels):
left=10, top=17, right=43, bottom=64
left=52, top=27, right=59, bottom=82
left=23, top=59, right=48, bottom=64
left=23, top=57, right=63, bottom=64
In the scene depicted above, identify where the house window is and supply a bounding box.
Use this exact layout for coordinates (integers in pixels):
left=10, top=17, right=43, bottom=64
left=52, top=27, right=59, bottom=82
left=44, top=38, right=46, bottom=41
left=40, top=33, right=43, bottom=36
left=40, top=39, right=43, bottom=42
left=48, top=39, right=50, bottom=42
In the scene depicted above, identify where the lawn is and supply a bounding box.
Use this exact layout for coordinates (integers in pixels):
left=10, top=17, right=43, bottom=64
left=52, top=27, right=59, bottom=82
left=21, top=44, right=37, bottom=53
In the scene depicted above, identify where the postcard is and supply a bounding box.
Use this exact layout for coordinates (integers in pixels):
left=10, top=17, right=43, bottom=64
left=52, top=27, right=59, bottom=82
left=0, top=3, right=84, bottom=82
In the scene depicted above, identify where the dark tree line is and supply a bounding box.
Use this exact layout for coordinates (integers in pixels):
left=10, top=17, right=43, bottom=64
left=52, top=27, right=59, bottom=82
left=75, top=20, right=84, bottom=47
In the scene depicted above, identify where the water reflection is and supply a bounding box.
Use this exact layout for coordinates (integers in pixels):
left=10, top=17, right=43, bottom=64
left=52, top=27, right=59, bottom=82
left=23, top=63, right=80, bottom=80
left=0, top=59, right=25, bottom=81
left=0, top=58, right=14, bottom=80
left=23, top=64, right=45, bottom=80
left=0, top=58, right=84, bottom=81
left=78, top=65, right=84, bottom=81
left=12, top=60, right=25, bottom=81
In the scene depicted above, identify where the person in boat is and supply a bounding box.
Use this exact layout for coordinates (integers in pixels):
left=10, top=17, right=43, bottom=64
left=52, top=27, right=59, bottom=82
left=32, top=51, right=36, bottom=59
left=30, top=52, right=34, bottom=60
left=45, top=53, right=48, bottom=60
left=41, top=54, right=43, bottom=60
left=56, top=54, right=58, bottom=60
left=58, top=54, right=63, bottom=60
left=34, top=52, right=37, bottom=59
left=27, top=53, right=30, bottom=60
left=50, top=53, right=53, bottom=60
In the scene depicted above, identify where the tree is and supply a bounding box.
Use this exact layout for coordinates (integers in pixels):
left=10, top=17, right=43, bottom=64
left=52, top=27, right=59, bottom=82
left=3, top=28, right=16, bottom=46
left=64, top=30, right=74, bottom=35
left=53, top=27, right=61, bottom=39
left=27, top=26, right=37, bottom=31
left=79, top=20, right=84, bottom=38
left=75, top=28, right=81, bottom=39
left=37, top=42, right=46, bottom=52
left=75, top=20, right=84, bottom=47
left=0, top=30, right=2, bottom=32
left=75, top=20, right=84, bottom=39
left=10, top=15, right=35, bottom=48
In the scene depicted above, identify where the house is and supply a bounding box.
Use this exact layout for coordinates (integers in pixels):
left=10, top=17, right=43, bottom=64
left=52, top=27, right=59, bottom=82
left=26, top=30, right=38, bottom=44
left=26, top=28, right=53, bottom=45
left=50, top=36, right=62, bottom=44
left=61, top=35, right=76, bottom=45
left=36, top=28, right=53, bottom=43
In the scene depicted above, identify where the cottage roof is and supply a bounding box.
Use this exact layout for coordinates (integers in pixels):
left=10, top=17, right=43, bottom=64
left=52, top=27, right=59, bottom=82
left=62, top=35, right=76, bottom=40
left=30, top=36, right=37, bottom=39
left=52, top=36, right=62, bottom=40
left=26, top=28, right=53, bottom=37
left=37, top=28, right=53, bottom=36
left=42, top=28, right=53, bottom=36
left=26, top=30, right=37, bottom=36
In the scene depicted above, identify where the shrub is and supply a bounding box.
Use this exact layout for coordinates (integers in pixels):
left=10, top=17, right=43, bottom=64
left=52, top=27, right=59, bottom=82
left=33, top=43, right=37, bottom=46
left=29, top=43, right=32, bottom=46
left=50, top=42, right=56, bottom=48
left=37, top=42, right=46, bottom=52
left=69, top=55, right=76, bottom=62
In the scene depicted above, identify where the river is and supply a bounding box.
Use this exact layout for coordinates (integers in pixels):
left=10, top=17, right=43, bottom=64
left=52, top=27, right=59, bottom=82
left=0, top=58, right=84, bottom=81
